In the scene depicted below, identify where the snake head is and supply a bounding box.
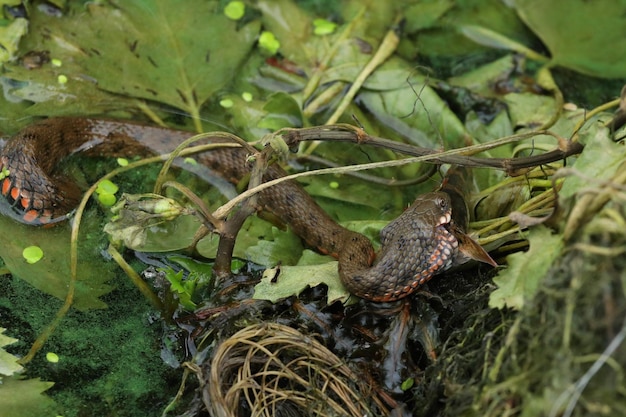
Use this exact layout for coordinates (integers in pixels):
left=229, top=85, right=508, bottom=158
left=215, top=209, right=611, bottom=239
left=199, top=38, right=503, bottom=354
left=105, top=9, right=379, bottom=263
left=432, top=193, right=452, bottom=227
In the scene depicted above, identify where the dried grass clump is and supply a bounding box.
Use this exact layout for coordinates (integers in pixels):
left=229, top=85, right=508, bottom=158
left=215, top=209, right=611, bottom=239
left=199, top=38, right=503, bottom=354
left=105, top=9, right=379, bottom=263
left=204, top=322, right=386, bottom=417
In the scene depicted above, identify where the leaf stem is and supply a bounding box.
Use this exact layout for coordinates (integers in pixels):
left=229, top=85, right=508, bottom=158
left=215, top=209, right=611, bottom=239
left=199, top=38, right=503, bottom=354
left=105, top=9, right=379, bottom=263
left=107, top=244, right=163, bottom=311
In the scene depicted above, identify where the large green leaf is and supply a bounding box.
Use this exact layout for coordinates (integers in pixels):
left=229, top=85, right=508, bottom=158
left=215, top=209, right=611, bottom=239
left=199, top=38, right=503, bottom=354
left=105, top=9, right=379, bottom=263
left=514, top=0, right=626, bottom=78
left=0, top=377, right=57, bottom=417
left=0, top=217, right=115, bottom=311
left=75, top=1, right=260, bottom=114
left=5, top=1, right=260, bottom=118
left=413, top=0, right=532, bottom=56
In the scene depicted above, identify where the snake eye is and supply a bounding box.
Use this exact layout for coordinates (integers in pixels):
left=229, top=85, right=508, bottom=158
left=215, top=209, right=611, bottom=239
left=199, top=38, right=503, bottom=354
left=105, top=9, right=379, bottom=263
left=436, top=196, right=447, bottom=209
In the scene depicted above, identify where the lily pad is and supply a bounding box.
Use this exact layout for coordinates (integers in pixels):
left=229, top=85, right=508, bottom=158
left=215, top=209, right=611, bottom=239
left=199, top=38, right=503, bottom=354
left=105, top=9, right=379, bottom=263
left=0, top=216, right=115, bottom=311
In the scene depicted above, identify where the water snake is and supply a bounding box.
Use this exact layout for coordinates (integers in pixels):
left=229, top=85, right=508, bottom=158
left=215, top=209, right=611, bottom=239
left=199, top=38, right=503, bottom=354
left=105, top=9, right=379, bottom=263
left=0, top=117, right=484, bottom=302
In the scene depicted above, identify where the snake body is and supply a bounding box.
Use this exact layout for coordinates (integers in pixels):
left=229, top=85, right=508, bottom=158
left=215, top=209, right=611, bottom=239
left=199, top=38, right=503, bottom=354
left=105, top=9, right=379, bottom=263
left=0, top=117, right=459, bottom=301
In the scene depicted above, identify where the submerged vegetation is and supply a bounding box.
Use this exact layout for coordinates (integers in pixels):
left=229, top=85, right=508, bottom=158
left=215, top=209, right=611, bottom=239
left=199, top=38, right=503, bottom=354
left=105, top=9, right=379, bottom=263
left=0, top=0, right=625, bottom=416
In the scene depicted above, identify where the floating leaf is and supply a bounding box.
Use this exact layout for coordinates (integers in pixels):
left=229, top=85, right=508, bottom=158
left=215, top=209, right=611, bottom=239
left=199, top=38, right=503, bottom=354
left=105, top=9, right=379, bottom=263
left=0, top=216, right=115, bottom=311
left=45, top=352, right=59, bottom=364
left=224, top=1, right=245, bottom=20
left=219, top=98, right=234, bottom=108
left=358, top=81, right=469, bottom=149
left=503, top=92, right=556, bottom=128
left=96, top=179, right=119, bottom=195
left=259, top=31, right=281, bottom=55
left=22, top=246, right=43, bottom=264
left=97, top=193, right=116, bottom=207
left=244, top=226, right=304, bottom=268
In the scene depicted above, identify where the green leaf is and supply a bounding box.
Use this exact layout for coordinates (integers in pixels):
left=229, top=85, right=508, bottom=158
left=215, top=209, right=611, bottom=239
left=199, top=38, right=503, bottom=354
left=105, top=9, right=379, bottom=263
left=254, top=257, right=351, bottom=304
left=313, top=19, right=337, bottom=36
left=0, top=376, right=58, bottom=417
left=0, top=17, right=28, bottom=64
left=404, top=0, right=455, bottom=32
left=242, top=225, right=304, bottom=268
left=258, top=91, right=303, bottom=130
left=96, top=179, right=119, bottom=195
left=458, top=25, right=548, bottom=62
left=358, top=82, right=469, bottom=149
left=97, top=193, right=117, bottom=207
left=164, top=269, right=186, bottom=293
left=560, top=116, right=626, bottom=201
left=0, top=11, right=138, bottom=117
left=503, top=93, right=557, bottom=128
left=0, top=216, right=115, bottom=311
left=162, top=266, right=199, bottom=310
left=412, top=0, right=533, bottom=57
left=0, top=328, right=22, bottom=376
left=252, top=219, right=386, bottom=304
left=196, top=216, right=305, bottom=266
left=489, top=226, right=563, bottom=309
left=90, top=1, right=259, bottom=112
left=513, top=0, right=626, bottom=78
left=401, top=377, right=415, bottom=391
left=15, top=1, right=260, bottom=116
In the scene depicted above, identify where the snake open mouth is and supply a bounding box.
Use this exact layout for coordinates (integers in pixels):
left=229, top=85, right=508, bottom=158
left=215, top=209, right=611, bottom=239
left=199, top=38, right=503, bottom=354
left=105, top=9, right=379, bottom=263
left=438, top=211, right=452, bottom=227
